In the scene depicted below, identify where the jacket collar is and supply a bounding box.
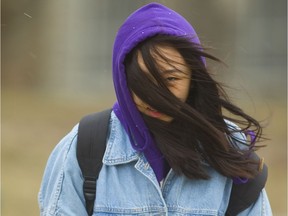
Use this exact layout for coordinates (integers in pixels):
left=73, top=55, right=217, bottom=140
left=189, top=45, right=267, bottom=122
left=102, top=111, right=140, bottom=165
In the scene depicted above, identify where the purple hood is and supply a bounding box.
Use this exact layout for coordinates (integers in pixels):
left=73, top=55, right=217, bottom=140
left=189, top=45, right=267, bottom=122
left=112, top=3, right=202, bottom=182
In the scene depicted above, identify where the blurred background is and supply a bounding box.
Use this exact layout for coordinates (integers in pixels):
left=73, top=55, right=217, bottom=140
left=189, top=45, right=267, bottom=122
left=2, top=0, right=287, bottom=215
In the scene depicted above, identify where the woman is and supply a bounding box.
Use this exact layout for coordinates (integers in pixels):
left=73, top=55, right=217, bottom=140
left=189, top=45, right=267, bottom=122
left=39, top=3, right=272, bottom=215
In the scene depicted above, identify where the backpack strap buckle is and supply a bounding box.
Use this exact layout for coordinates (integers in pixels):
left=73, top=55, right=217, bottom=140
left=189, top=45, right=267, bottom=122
left=83, top=176, right=97, bottom=201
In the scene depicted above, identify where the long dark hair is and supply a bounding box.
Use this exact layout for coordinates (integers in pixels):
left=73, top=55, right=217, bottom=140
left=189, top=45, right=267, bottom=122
left=125, top=35, right=264, bottom=180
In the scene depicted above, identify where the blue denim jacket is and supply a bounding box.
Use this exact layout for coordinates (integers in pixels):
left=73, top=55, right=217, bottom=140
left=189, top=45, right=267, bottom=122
left=38, top=112, right=272, bottom=216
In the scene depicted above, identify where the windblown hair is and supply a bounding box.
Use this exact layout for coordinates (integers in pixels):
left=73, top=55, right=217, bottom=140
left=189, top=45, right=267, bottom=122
left=124, top=35, right=264, bottom=180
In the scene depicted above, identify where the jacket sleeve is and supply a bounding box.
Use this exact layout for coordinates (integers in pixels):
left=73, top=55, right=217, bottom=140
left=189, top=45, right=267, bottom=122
left=237, top=189, right=273, bottom=216
left=38, top=125, right=88, bottom=216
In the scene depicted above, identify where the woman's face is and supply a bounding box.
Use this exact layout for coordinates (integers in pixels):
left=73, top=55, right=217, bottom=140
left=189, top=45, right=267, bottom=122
left=132, top=45, right=191, bottom=122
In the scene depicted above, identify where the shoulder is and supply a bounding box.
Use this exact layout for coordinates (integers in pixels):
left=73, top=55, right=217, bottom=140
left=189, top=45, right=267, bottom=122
left=43, top=124, right=80, bottom=175
left=38, top=124, right=85, bottom=215
left=38, top=111, right=119, bottom=215
left=38, top=123, right=80, bottom=182
left=49, top=124, right=79, bottom=161
left=224, top=119, right=248, bottom=150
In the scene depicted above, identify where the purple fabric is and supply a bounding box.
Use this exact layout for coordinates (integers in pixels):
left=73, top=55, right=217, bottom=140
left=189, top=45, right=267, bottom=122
left=233, top=177, right=249, bottom=184
left=112, top=3, right=203, bottom=182
left=245, top=130, right=256, bottom=146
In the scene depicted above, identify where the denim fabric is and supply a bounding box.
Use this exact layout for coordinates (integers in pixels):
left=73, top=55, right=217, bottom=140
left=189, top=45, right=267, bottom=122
left=38, top=112, right=272, bottom=216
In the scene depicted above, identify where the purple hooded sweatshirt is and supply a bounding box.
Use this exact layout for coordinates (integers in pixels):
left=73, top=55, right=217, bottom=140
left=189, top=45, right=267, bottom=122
left=112, top=3, right=203, bottom=182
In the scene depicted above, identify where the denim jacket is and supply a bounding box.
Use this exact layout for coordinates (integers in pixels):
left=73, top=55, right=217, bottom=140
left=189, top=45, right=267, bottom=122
left=38, top=111, right=272, bottom=216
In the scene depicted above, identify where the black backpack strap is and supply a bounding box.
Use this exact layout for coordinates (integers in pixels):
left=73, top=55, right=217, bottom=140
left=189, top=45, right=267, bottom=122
left=76, top=109, right=112, bottom=216
left=226, top=152, right=268, bottom=216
